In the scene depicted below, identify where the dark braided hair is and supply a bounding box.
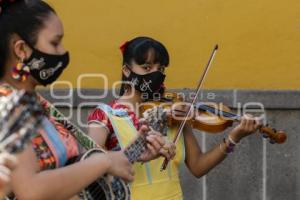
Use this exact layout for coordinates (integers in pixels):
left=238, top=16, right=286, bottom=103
left=0, top=0, right=56, bottom=78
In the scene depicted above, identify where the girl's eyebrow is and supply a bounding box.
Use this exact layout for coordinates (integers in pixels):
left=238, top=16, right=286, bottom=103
left=54, top=34, right=64, bottom=41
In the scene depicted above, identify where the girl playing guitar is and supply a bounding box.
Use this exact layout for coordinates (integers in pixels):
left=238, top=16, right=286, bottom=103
left=0, top=1, right=166, bottom=199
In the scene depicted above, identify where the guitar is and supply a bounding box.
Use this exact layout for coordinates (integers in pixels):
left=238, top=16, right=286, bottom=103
left=78, top=106, right=168, bottom=200
left=0, top=90, right=44, bottom=154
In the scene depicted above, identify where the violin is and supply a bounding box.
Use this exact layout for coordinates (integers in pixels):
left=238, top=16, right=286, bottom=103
left=140, top=92, right=287, bottom=144
left=140, top=45, right=287, bottom=171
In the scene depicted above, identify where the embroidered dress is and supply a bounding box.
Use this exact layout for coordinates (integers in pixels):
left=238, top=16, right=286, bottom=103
left=88, top=100, right=139, bottom=150
left=0, top=83, right=80, bottom=170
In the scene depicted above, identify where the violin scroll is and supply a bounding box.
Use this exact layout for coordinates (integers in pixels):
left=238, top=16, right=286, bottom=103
left=260, top=126, right=287, bottom=144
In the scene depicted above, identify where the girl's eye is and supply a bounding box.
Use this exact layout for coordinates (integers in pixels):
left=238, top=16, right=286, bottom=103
left=144, top=66, right=151, bottom=71
left=51, top=42, right=59, bottom=47
left=159, top=67, right=165, bottom=72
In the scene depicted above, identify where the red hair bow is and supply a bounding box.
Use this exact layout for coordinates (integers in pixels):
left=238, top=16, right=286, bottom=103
left=119, top=41, right=129, bottom=55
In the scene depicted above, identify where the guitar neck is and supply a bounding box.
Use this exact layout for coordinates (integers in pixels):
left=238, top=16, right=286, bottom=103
left=124, top=136, right=147, bottom=163
left=123, top=106, right=168, bottom=163
left=0, top=91, right=44, bottom=154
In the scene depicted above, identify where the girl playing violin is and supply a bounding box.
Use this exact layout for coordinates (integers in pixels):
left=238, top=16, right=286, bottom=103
left=88, top=36, right=262, bottom=200
left=0, top=1, right=165, bottom=199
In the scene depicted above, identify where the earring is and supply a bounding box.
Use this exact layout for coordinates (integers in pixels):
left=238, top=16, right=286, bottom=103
left=12, top=58, right=30, bottom=82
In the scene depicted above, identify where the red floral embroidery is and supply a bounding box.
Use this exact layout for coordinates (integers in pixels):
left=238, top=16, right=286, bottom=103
left=88, top=100, right=139, bottom=150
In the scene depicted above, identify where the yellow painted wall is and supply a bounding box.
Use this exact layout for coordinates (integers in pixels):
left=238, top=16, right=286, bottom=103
left=47, top=0, right=300, bottom=89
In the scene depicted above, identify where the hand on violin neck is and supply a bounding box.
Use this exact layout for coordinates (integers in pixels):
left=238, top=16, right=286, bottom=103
left=230, top=114, right=262, bottom=142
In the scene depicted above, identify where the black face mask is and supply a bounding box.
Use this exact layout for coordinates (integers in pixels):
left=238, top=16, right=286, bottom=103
left=125, top=68, right=166, bottom=100
left=24, top=47, right=70, bottom=86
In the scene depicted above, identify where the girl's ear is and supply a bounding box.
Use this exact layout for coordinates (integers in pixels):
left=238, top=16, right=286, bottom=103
left=13, top=40, right=31, bottom=61
left=122, top=65, right=131, bottom=78
left=11, top=34, right=32, bottom=61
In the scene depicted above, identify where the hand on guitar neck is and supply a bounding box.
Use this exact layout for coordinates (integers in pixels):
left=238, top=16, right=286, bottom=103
left=126, top=124, right=176, bottom=163
left=86, top=124, right=171, bottom=183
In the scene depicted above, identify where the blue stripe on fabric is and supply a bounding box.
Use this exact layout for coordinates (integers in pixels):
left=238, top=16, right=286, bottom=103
left=145, top=163, right=153, bottom=184
left=42, top=118, right=68, bottom=167
left=97, top=103, right=128, bottom=117
left=97, top=104, right=126, bottom=148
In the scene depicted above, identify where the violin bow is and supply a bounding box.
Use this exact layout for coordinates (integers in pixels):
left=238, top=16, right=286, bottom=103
left=160, top=44, right=219, bottom=171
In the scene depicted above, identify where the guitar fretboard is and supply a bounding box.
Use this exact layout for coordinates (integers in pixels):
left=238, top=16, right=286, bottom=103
left=123, top=106, right=169, bottom=163
left=0, top=91, right=43, bottom=154
left=124, top=136, right=147, bottom=163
